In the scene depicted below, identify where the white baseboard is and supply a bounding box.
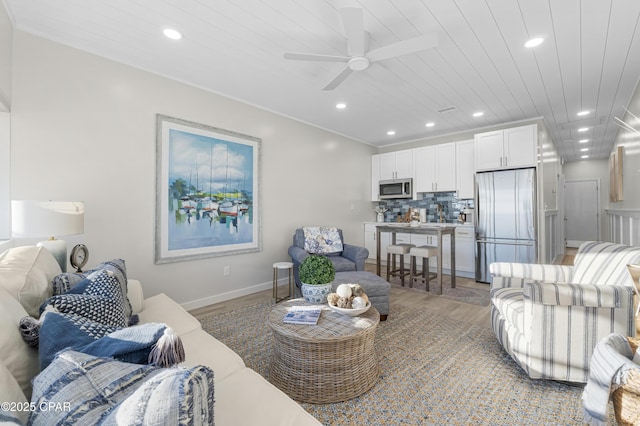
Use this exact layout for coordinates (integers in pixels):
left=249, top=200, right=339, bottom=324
left=181, top=280, right=273, bottom=311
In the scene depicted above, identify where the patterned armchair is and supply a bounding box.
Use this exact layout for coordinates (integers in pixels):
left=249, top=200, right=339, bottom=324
left=288, top=227, right=369, bottom=288
left=490, top=241, right=640, bottom=383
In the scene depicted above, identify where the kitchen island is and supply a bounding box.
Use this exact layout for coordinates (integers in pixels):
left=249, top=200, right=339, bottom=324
left=375, top=223, right=456, bottom=295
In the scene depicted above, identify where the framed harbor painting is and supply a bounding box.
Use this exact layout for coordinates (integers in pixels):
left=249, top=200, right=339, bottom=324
left=155, top=114, right=261, bottom=263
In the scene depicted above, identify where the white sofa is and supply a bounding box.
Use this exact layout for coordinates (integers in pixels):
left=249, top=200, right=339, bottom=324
left=490, top=241, right=640, bottom=383
left=0, top=246, right=320, bottom=425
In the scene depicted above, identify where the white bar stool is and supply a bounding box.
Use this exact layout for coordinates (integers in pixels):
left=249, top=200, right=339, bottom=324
left=273, top=261, right=294, bottom=302
left=409, top=246, right=438, bottom=291
left=386, top=243, right=415, bottom=286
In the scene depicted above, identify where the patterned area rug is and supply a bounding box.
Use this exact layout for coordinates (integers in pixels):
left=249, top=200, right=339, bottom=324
left=387, top=275, right=490, bottom=307
left=200, top=299, right=600, bottom=425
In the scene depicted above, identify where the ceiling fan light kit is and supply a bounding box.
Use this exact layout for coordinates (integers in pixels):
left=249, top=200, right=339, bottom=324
left=283, top=7, right=438, bottom=91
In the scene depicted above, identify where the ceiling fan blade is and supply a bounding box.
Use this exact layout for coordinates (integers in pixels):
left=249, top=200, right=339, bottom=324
left=367, top=33, right=439, bottom=62
left=284, top=52, right=350, bottom=62
left=341, top=7, right=366, bottom=57
left=322, top=66, right=354, bottom=91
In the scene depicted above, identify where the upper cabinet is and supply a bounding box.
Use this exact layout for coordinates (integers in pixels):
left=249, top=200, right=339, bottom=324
left=414, top=142, right=456, bottom=193
left=372, top=149, right=414, bottom=201
left=455, top=139, right=475, bottom=199
left=378, top=149, right=414, bottom=180
left=474, top=124, right=537, bottom=171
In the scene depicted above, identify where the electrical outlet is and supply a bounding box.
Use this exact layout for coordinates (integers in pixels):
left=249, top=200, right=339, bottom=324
left=223, top=266, right=230, bottom=276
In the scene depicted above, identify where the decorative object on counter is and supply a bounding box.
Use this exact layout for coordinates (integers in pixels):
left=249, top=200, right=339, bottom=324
left=398, top=208, right=419, bottom=223
left=419, top=208, right=427, bottom=223
left=436, top=203, right=446, bottom=223
left=409, top=208, right=420, bottom=226
left=299, top=255, right=336, bottom=303
left=374, top=205, right=388, bottom=222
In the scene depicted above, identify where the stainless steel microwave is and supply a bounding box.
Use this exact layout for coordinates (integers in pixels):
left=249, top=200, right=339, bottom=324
left=379, top=178, right=413, bottom=200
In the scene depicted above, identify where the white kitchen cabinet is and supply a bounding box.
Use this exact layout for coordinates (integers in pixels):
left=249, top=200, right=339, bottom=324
left=455, top=139, right=475, bottom=199
left=475, top=124, right=536, bottom=171
left=454, top=226, right=475, bottom=273
left=410, top=233, right=449, bottom=269
left=414, top=143, right=456, bottom=193
left=377, top=149, right=414, bottom=181
left=364, top=223, right=390, bottom=261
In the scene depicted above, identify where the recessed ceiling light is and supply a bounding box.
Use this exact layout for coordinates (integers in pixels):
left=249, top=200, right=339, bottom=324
left=473, top=112, right=484, bottom=117
left=425, top=122, right=435, bottom=127
left=581, top=155, right=589, bottom=159
left=578, top=127, right=589, bottom=132
left=579, top=139, right=589, bottom=143
left=525, top=37, right=544, bottom=48
left=163, top=28, right=182, bottom=40
left=336, top=103, right=346, bottom=109
left=387, top=130, right=396, bottom=136
left=580, top=148, right=589, bottom=152
left=577, top=110, right=590, bottom=116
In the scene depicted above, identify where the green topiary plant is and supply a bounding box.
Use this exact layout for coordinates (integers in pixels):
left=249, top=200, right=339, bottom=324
left=299, top=255, right=335, bottom=285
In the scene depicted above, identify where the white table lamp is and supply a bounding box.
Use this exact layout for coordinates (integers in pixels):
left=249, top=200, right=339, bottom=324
left=11, top=200, right=85, bottom=272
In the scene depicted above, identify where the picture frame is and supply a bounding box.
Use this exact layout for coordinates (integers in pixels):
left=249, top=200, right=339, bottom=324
left=609, top=145, right=624, bottom=202
left=155, top=114, right=261, bottom=263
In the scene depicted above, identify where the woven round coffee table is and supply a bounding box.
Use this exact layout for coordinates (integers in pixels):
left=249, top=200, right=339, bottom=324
left=268, top=298, right=380, bottom=404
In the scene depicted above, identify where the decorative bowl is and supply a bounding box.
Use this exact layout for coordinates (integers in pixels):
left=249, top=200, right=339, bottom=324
left=328, top=302, right=371, bottom=317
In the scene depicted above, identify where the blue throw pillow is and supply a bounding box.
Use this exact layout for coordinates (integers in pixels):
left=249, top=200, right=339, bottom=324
left=30, top=350, right=214, bottom=426
left=51, top=258, right=132, bottom=317
left=41, top=269, right=127, bottom=327
left=38, top=312, right=167, bottom=370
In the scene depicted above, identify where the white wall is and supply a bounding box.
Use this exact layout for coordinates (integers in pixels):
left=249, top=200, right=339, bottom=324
left=0, top=1, right=11, bottom=110
left=9, top=31, right=376, bottom=308
left=611, top=80, right=640, bottom=210
left=563, top=159, right=610, bottom=241
left=605, top=79, right=640, bottom=245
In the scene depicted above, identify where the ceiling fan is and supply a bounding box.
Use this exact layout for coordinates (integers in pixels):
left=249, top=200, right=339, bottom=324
left=283, top=7, right=438, bottom=91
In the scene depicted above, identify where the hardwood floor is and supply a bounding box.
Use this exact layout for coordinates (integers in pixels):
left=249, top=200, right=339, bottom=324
left=189, top=251, right=577, bottom=328
left=189, top=265, right=493, bottom=327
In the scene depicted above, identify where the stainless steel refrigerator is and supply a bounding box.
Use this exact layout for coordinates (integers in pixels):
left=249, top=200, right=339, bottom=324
left=475, top=168, right=537, bottom=283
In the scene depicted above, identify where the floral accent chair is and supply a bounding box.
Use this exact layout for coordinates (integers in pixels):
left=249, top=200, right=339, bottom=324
left=490, top=241, right=640, bottom=383
left=288, top=227, right=369, bottom=289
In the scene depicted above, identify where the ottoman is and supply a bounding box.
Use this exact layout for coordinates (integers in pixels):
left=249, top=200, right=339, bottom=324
left=331, top=271, right=391, bottom=321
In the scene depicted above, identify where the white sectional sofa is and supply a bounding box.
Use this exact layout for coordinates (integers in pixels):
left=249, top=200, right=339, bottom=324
left=0, top=246, right=320, bottom=425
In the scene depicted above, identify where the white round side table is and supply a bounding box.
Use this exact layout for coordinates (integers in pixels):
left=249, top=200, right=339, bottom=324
left=272, top=261, right=294, bottom=302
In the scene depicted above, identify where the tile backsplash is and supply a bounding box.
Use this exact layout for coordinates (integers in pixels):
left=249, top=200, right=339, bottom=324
left=374, top=192, right=474, bottom=223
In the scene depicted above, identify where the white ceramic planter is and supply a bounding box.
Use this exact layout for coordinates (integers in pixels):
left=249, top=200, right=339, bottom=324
left=300, top=283, right=332, bottom=304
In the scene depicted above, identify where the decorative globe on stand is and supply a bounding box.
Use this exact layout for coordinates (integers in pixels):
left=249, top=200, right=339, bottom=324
left=298, top=255, right=335, bottom=304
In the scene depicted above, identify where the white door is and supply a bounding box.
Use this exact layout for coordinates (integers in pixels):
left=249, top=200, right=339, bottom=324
left=564, top=180, right=599, bottom=248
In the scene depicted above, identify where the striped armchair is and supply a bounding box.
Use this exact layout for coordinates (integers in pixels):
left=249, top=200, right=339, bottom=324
left=490, top=241, right=640, bottom=383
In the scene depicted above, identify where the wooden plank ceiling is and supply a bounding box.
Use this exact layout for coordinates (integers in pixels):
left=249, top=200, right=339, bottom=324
left=5, top=0, right=640, bottom=162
